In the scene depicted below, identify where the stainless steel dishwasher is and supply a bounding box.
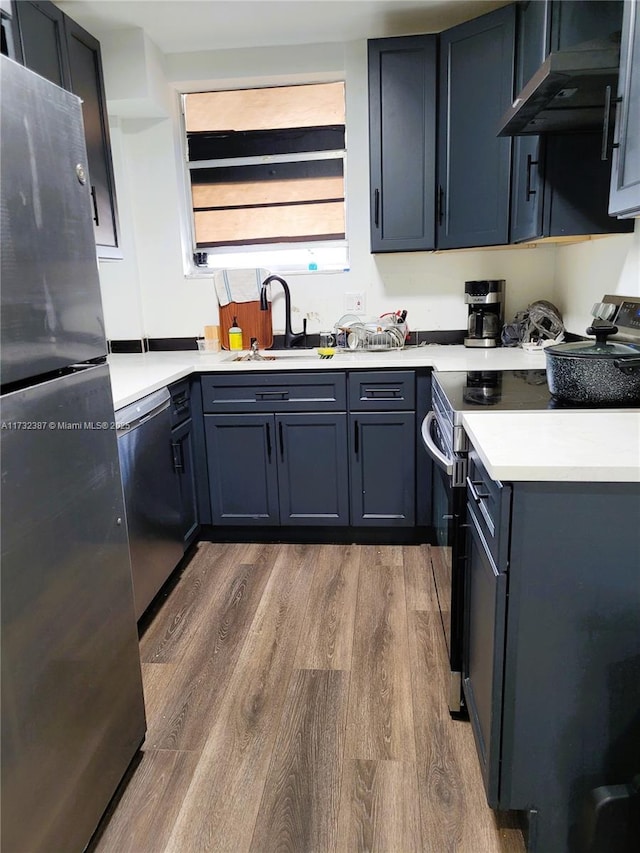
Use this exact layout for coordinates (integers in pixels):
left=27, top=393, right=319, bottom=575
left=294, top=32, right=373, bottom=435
left=116, top=387, right=183, bottom=620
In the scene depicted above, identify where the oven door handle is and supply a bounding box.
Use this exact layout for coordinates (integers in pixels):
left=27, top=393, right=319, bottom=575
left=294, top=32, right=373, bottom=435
left=421, top=412, right=454, bottom=476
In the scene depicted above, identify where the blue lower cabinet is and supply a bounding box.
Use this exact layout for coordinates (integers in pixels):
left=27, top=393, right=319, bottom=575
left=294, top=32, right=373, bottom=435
left=202, top=369, right=420, bottom=529
left=171, top=417, right=199, bottom=545
left=205, top=413, right=280, bottom=525
left=349, top=411, right=416, bottom=526
left=276, top=413, right=349, bottom=525
left=462, top=447, right=640, bottom=852
left=204, top=412, right=349, bottom=526
left=463, top=500, right=507, bottom=807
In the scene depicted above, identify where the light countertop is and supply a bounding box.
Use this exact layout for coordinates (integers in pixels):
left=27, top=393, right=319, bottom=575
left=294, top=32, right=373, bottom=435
left=108, top=345, right=547, bottom=409
left=107, top=346, right=640, bottom=483
left=463, top=410, right=640, bottom=483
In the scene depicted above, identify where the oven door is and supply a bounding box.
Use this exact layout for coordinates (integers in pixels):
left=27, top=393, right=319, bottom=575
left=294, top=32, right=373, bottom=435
left=421, top=411, right=467, bottom=715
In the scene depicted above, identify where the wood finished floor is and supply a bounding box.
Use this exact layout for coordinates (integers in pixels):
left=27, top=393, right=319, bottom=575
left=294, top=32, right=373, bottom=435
left=90, top=543, right=525, bottom=853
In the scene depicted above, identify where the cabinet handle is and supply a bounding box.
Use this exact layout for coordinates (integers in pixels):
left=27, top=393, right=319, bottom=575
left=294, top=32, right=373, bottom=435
left=601, top=84, right=612, bottom=161
left=468, top=478, right=490, bottom=502
left=90, top=185, right=99, bottom=226
left=600, top=85, right=621, bottom=161
left=256, top=390, right=288, bottom=400
left=171, top=440, right=183, bottom=472
left=278, top=420, right=284, bottom=459
left=525, top=154, right=538, bottom=201
left=354, top=419, right=359, bottom=456
left=438, top=185, right=445, bottom=226
left=374, top=188, right=380, bottom=227
left=363, top=386, right=401, bottom=398
left=265, top=422, right=272, bottom=461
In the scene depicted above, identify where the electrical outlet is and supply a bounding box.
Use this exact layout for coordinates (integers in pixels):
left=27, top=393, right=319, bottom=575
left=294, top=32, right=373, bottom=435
left=345, top=292, right=365, bottom=314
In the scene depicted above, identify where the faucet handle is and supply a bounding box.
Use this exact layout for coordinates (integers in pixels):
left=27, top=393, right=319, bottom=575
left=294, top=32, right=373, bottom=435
left=250, top=337, right=259, bottom=351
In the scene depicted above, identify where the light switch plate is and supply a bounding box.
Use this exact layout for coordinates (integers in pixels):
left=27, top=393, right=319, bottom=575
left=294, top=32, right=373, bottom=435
left=345, top=292, right=365, bottom=313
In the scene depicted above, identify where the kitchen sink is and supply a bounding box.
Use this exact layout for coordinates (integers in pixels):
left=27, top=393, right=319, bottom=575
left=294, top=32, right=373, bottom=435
left=224, top=350, right=319, bottom=363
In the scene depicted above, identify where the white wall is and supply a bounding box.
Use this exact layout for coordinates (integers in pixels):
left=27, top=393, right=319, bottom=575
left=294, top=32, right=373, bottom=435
left=98, top=117, right=146, bottom=340
left=553, top=225, right=639, bottom=335
left=99, top=32, right=631, bottom=342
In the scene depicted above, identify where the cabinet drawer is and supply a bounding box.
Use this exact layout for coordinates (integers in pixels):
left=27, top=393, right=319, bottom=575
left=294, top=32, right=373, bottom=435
left=348, top=370, right=415, bottom=410
left=168, top=379, right=191, bottom=427
left=201, top=372, right=346, bottom=413
left=466, top=450, right=511, bottom=570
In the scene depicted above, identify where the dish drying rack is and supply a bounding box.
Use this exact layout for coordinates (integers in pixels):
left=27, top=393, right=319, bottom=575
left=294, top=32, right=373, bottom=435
left=334, top=313, right=408, bottom=351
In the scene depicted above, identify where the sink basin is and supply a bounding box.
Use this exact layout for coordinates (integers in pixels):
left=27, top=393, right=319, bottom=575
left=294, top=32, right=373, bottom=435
left=224, top=350, right=318, bottom=363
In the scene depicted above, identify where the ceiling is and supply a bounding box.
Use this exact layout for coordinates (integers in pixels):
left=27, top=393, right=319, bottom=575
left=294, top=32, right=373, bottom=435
left=55, top=0, right=508, bottom=55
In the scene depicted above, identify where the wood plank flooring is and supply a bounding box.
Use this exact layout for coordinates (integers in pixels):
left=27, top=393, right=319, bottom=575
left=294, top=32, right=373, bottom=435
left=89, top=543, right=525, bottom=853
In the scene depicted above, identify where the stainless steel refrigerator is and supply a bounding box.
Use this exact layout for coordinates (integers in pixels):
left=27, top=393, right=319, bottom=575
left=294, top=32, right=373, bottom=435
left=0, top=55, right=146, bottom=852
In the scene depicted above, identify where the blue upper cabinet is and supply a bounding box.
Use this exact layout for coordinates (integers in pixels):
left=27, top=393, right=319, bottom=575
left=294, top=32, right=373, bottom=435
left=510, top=0, right=633, bottom=243
left=367, top=6, right=517, bottom=253
left=368, top=36, right=437, bottom=252
left=368, top=2, right=635, bottom=253
left=436, top=4, right=516, bottom=250
left=13, top=0, right=122, bottom=259
left=11, top=0, right=69, bottom=87
left=509, top=0, right=548, bottom=244
left=609, top=0, right=640, bottom=218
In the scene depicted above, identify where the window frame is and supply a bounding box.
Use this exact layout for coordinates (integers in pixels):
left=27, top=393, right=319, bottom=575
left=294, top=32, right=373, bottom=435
left=179, top=81, right=349, bottom=278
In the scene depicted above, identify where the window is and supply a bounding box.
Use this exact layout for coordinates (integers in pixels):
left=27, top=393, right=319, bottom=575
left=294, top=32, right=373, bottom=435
left=183, top=82, right=348, bottom=273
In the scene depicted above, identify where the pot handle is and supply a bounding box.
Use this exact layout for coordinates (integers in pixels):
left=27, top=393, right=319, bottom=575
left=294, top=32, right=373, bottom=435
left=586, top=321, right=618, bottom=347
left=613, top=356, right=640, bottom=376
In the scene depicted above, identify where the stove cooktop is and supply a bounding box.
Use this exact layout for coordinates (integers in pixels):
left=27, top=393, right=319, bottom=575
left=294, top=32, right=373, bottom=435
left=433, top=369, right=637, bottom=418
left=433, top=295, right=640, bottom=417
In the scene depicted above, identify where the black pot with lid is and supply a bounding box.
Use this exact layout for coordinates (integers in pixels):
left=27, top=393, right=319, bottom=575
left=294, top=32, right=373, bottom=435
left=545, top=321, right=640, bottom=405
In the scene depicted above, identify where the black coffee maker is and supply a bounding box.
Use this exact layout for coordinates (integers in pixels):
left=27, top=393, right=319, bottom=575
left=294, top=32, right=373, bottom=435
left=464, top=280, right=505, bottom=348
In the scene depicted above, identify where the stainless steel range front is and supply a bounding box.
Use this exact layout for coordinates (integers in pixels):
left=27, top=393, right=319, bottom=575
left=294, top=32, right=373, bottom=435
left=420, top=375, right=471, bottom=715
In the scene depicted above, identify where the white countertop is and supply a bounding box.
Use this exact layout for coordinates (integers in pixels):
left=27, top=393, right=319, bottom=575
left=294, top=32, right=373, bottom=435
left=108, top=345, right=546, bottom=409
left=107, top=346, right=640, bottom=483
left=463, top=410, right=640, bottom=483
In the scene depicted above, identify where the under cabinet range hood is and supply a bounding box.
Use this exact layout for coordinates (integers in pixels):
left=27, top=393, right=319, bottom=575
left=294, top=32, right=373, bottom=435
left=498, top=38, right=621, bottom=136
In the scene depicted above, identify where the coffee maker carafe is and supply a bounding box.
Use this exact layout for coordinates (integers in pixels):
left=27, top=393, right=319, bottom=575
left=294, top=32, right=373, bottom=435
left=464, top=280, right=505, bottom=348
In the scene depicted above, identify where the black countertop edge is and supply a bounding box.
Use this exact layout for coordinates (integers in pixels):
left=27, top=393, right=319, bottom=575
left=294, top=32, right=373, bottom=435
left=108, top=330, right=467, bottom=353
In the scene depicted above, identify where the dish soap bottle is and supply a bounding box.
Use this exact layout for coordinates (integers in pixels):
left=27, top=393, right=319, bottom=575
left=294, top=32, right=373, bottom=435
left=228, top=316, right=243, bottom=351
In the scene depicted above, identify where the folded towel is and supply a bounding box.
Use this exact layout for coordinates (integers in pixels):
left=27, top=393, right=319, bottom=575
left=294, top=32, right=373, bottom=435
left=213, top=268, right=272, bottom=307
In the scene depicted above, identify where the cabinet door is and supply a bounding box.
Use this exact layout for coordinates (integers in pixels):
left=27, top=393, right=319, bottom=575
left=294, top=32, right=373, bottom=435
left=13, top=0, right=69, bottom=88
left=368, top=36, right=436, bottom=252
left=205, top=414, right=279, bottom=525
left=437, top=5, right=515, bottom=249
left=350, top=412, right=415, bottom=527
left=64, top=16, right=121, bottom=257
left=550, top=0, right=624, bottom=51
left=510, top=0, right=548, bottom=243
left=543, top=132, right=633, bottom=236
left=1, top=1, right=23, bottom=62
left=609, top=0, right=640, bottom=217
left=171, top=418, right=199, bottom=546
left=276, top=413, right=349, bottom=525
left=511, top=1, right=632, bottom=240
left=463, top=502, right=507, bottom=808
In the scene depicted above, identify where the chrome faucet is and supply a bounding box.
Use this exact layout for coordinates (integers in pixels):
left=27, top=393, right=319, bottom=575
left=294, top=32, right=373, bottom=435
left=246, top=337, right=266, bottom=360
left=260, top=274, right=307, bottom=348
